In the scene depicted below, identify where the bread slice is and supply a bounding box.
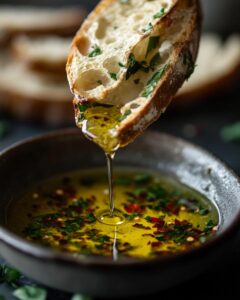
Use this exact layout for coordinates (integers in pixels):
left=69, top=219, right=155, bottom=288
left=176, top=34, right=240, bottom=103
left=12, top=35, right=72, bottom=75
left=0, top=54, right=73, bottom=125
left=67, top=0, right=201, bottom=147
left=0, top=6, right=86, bottom=38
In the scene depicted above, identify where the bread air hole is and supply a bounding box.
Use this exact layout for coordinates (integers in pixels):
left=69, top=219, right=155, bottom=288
left=103, top=56, right=120, bottom=74
left=95, top=17, right=109, bottom=39
left=75, top=69, right=109, bottom=92
left=75, top=35, right=90, bottom=56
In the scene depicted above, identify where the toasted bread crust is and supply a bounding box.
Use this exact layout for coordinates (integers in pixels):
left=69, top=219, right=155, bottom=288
left=118, top=0, right=201, bottom=145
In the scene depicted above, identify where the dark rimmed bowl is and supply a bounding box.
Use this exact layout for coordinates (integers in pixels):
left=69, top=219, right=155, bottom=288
left=0, top=129, right=240, bottom=298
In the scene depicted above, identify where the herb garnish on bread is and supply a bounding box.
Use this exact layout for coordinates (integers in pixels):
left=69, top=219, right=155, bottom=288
left=67, top=0, right=201, bottom=150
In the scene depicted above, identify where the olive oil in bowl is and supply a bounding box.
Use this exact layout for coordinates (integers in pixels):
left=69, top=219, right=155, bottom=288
left=8, top=169, right=219, bottom=260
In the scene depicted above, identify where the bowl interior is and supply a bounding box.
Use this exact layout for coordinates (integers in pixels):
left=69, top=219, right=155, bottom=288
left=0, top=129, right=240, bottom=244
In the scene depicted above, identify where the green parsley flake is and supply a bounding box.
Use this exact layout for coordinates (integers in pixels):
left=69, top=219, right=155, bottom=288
left=126, top=53, right=141, bottom=80
left=118, top=62, right=126, bottom=68
left=13, top=286, right=47, bottom=300
left=146, top=36, right=160, bottom=57
left=142, top=64, right=168, bottom=97
left=88, top=44, right=102, bottom=57
left=221, top=122, right=240, bottom=142
left=149, top=52, right=161, bottom=69
left=109, top=73, right=118, bottom=80
left=142, top=22, right=153, bottom=33
left=153, top=8, right=165, bottom=19
left=119, top=109, right=132, bottom=122
left=120, top=0, right=130, bottom=4
left=71, top=295, right=93, bottom=300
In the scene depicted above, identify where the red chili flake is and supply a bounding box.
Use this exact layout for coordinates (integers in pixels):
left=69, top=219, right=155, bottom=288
left=137, top=192, right=148, bottom=200
left=153, top=220, right=165, bottom=229
left=174, top=219, right=190, bottom=226
left=154, top=250, right=171, bottom=256
left=149, top=217, right=164, bottom=225
left=142, top=234, right=155, bottom=238
left=73, top=207, right=82, bottom=213
left=133, top=223, right=151, bottom=230
left=151, top=242, right=162, bottom=248
left=124, top=203, right=145, bottom=213
left=87, top=207, right=95, bottom=213
left=191, top=228, right=203, bottom=235
left=166, top=203, right=180, bottom=215
left=64, top=186, right=76, bottom=198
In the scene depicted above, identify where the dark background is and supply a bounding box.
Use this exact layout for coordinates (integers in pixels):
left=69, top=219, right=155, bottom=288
left=0, top=0, right=239, bottom=299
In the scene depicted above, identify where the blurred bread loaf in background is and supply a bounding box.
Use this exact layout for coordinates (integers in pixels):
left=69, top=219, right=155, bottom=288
left=176, top=34, right=240, bottom=103
left=12, top=35, right=72, bottom=75
left=0, top=6, right=86, bottom=126
left=0, top=7, right=86, bottom=39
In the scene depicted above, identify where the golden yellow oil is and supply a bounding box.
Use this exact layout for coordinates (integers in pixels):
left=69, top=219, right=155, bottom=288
left=8, top=168, right=219, bottom=260
left=75, top=102, right=130, bottom=155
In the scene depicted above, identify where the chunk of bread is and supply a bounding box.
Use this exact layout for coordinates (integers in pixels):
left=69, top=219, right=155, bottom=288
left=0, top=54, right=73, bottom=125
left=67, top=0, right=201, bottom=146
left=12, top=35, right=71, bottom=75
left=176, top=34, right=240, bottom=102
left=0, top=6, right=86, bottom=38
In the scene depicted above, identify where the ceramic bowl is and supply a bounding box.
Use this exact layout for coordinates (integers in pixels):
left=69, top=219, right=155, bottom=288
left=0, top=129, right=240, bottom=297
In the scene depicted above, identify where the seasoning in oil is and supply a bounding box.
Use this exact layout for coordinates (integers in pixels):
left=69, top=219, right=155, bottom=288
left=8, top=169, right=219, bottom=260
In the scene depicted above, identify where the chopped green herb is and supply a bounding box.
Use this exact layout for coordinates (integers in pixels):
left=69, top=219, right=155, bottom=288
left=120, top=0, right=130, bottom=4
left=0, top=295, right=5, bottom=300
left=126, top=54, right=141, bottom=80
left=77, top=103, right=90, bottom=122
left=142, top=22, right=153, bottom=33
left=199, top=208, right=209, bottom=216
left=118, top=62, right=126, bottom=68
left=97, top=80, right=103, bottom=85
left=221, top=122, right=240, bottom=143
left=149, top=52, right=161, bottom=69
left=153, top=8, right=165, bottom=19
left=118, top=109, right=132, bottom=122
left=0, top=121, right=10, bottom=139
left=142, top=64, right=168, bottom=97
left=146, top=36, right=160, bottom=57
left=13, top=286, right=47, bottom=300
left=115, top=176, right=130, bottom=186
left=134, top=174, right=152, bottom=185
left=124, top=213, right=142, bottom=221
left=183, top=50, right=196, bottom=79
left=88, top=44, right=102, bottom=57
left=134, top=79, right=140, bottom=84
left=71, top=294, right=93, bottom=300
left=130, top=103, right=140, bottom=109
left=0, top=265, right=21, bottom=285
left=145, top=216, right=152, bottom=222
left=204, top=220, right=215, bottom=232
left=87, top=213, right=97, bottom=223
left=113, top=26, right=118, bottom=30
left=109, top=73, right=118, bottom=80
